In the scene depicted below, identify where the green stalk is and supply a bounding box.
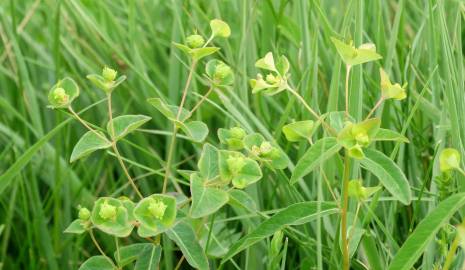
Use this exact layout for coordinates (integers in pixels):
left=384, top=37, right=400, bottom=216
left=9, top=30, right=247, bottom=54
left=345, top=65, right=352, bottom=118
left=163, top=60, right=197, bottom=193
left=341, top=150, right=351, bottom=270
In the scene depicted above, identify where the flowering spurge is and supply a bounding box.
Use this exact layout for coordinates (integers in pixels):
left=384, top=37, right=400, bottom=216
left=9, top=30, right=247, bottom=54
left=205, top=59, right=234, bottom=86
left=133, top=194, right=177, bottom=237
left=337, top=118, right=381, bottom=159
left=218, top=126, right=247, bottom=150
left=87, top=66, right=127, bottom=94
left=90, top=197, right=135, bottom=238
left=174, top=19, right=230, bottom=61
left=219, top=150, right=262, bottom=189
left=48, top=77, right=80, bottom=108
left=243, top=133, right=289, bottom=170
left=250, top=52, right=291, bottom=96
left=439, top=148, right=461, bottom=172
left=348, top=179, right=381, bottom=201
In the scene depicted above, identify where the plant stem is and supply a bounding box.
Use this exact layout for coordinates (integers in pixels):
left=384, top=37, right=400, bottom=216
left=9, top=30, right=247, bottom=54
left=341, top=149, right=351, bottom=270
left=443, top=235, right=459, bottom=270
left=163, top=60, right=197, bottom=193
left=287, top=88, right=337, bottom=136
left=189, top=86, right=214, bottom=117
left=345, top=65, right=352, bottom=118
left=365, top=96, right=385, bottom=120
left=68, top=106, right=109, bottom=142
left=106, top=93, right=144, bottom=199
left=89, top=230, right=116, bottom=268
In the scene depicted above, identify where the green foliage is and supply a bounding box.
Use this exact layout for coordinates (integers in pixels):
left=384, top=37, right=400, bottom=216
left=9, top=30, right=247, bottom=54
left=70, top=131, right=112, bottom=162
left=78, top=256, right=115, bottom=270
left=134, top=194, right=176, bottom=237
left=48, top=77, right=80, bottom=108
left=330, top=37, right=382, bottom=66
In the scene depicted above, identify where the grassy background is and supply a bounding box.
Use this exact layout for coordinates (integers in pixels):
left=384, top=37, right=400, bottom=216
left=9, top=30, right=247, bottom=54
left=1, top=0, right=465, bottom=269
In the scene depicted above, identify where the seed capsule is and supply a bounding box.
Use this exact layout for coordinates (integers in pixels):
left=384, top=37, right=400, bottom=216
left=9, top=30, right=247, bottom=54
left=186, top=34, right=205, bottom=48
left=148, top=199, right=167, bottom=219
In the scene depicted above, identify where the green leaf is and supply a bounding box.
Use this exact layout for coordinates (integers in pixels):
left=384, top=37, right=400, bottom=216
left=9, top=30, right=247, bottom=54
left=107, top=115, right=151, bottom=140
left=190, top=173, right=229, bottom=218
left=147, top=98, right=189, bottom=122
left=178, top=121, right=209, bottom=142
left=372, top=128, right=409, bottom=143
left=166, top=221, right=209, bottom=270
left=388, top=193, right=465, bottom=270
left=173, top=42, right=191, bottom=55
left=114, top=243, right=151, bottom=267
left=282, top=120, right=314, bottom=142
left=78, top=256, right=115, bottom=270
left=228, top=189, right=257, bottom=212
left=219, top=150, right=262, bottom=189
left=210, top=19, right=231, bottom=38
left=70, top=131, right=111, bottom=163
left=360, top=148, right=411, bottom=205
left=330, top=37, right=382, bottom=66
left=134, top=244, right=162, bottom=270
left=290, top=137, right=341, bottom=184
left=191, top=47, right=220, bottom=61
left=134, top=194, right=177, bottom=237
left=198, top=143, right=219, bottom=180
left=255, top=52, right=277, bottom=72
left=64, top=219, right=87, bottom=234
left=221, top=201, right=338, bottom=263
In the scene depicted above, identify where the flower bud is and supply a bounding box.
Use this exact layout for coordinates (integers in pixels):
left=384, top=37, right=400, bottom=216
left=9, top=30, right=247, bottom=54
left=102, top=67, right=117, bottom=82
left=186, top=34, right=205, bottom=48
left=147, top=199, right=167, bottom=219
left=78, top=207, right=91, bottom=221
left=355, top=132, right=370, bottom=146
left=259, top=141, right=273, bottom=155
left=440, top=148, right=461, bottom=172
left=230, top=127, right=246, bottom=139
left=52, top=87, right=69, bottom=106
left=214, top=62, right=232, bottom=81
left=227, top=155, right=246, bottom=173
left=99, top=200, right=117, bottom=220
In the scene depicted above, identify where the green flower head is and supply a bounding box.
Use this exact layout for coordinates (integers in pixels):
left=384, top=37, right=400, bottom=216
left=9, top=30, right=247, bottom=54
left=102, top=66, right=117, bottom=82
left=48, top=77, right=80, bottom=109
left=227, top=155, right=246, bottom=173
left=230, top=127, right=246, bottom=139
left=147, top=199, right=167, bottom=219
left=380, top=68, right=406, bottom=100
left=186, top=34, right=205, bottom=48
left=78, top=206, right=91, bottom=221
left=440, top=148, right=461, bottom=172
left=250, top=52, right=291, bottom=96
left=99, top=200, right=117, bottom=220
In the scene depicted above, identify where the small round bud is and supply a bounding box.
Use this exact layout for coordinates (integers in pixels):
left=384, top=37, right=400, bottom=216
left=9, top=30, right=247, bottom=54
left=99, top=200, right=117, bottom=220
left=147, top=199, right=167, bottom=219
left=265, top=73, right=278, bottom=84
left=186, top=34, right=205, bottom=48
left=78, top=207, right=91, bottom=221
left=230, top=127, right=246, bottom=139
left=214, top=62, right=232, bottom=80
left=259, top=141, right=273, bottom=155
left=102, top=67, right=117, bottom=82
left=227, top=155, right=246, bottom=173
left=52, top=87, right=69, bottom=106
left=355, top=132, right=370, bottom=146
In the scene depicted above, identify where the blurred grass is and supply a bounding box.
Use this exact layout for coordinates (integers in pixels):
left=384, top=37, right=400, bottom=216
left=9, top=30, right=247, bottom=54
left=0, top=0, right=464, bottom=269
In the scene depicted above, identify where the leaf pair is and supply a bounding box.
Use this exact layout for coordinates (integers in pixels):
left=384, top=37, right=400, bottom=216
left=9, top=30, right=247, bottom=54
left=282, top=120, right=316, bottom=142
left=330, top=37, right=382, bottom=66
left=147, top=98, right=208, bottom=142
left=70, top=115, right=151, bottom=162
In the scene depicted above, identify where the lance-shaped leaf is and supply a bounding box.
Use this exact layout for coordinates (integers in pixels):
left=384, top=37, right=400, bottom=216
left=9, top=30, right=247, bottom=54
left=190, top=173, right=229, bottom=218
left=147, top=98, right=189, bottom=122
left=177, top=121, right=209, bottom=142
left=134, top=194, right=177, bottom=237
left=219, top=150, right=262, bottom=188
left=107, top=115, right=151, bottom=140
left=388, top=193, right=465, bottom=270
left=372, top=128, right=409, bottom=143
left=70, top=131, right=112, bottom=163
left=360, top=148, right=411, bottom=205
left=290, top=137, right=341, bottom=184
left=282, top=120, right=315, bottom=142
left=78, top=256, right=115, bottom=270
left=198, top=143, right=220, bottom=180
left=134, top=244, right=162, bottom=270
left=221, top=201, right=338, bottom=263
left=166, top=221, right=209, bottom=270
left=90, top=197, right=135, bottom=238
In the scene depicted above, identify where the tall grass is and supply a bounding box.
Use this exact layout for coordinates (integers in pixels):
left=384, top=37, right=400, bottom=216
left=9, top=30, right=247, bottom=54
left=0, top=0, right=464, bottom=269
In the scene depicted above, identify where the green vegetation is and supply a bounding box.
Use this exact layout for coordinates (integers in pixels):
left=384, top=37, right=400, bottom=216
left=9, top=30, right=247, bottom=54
left=1, top=1, right=465, bottom=269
